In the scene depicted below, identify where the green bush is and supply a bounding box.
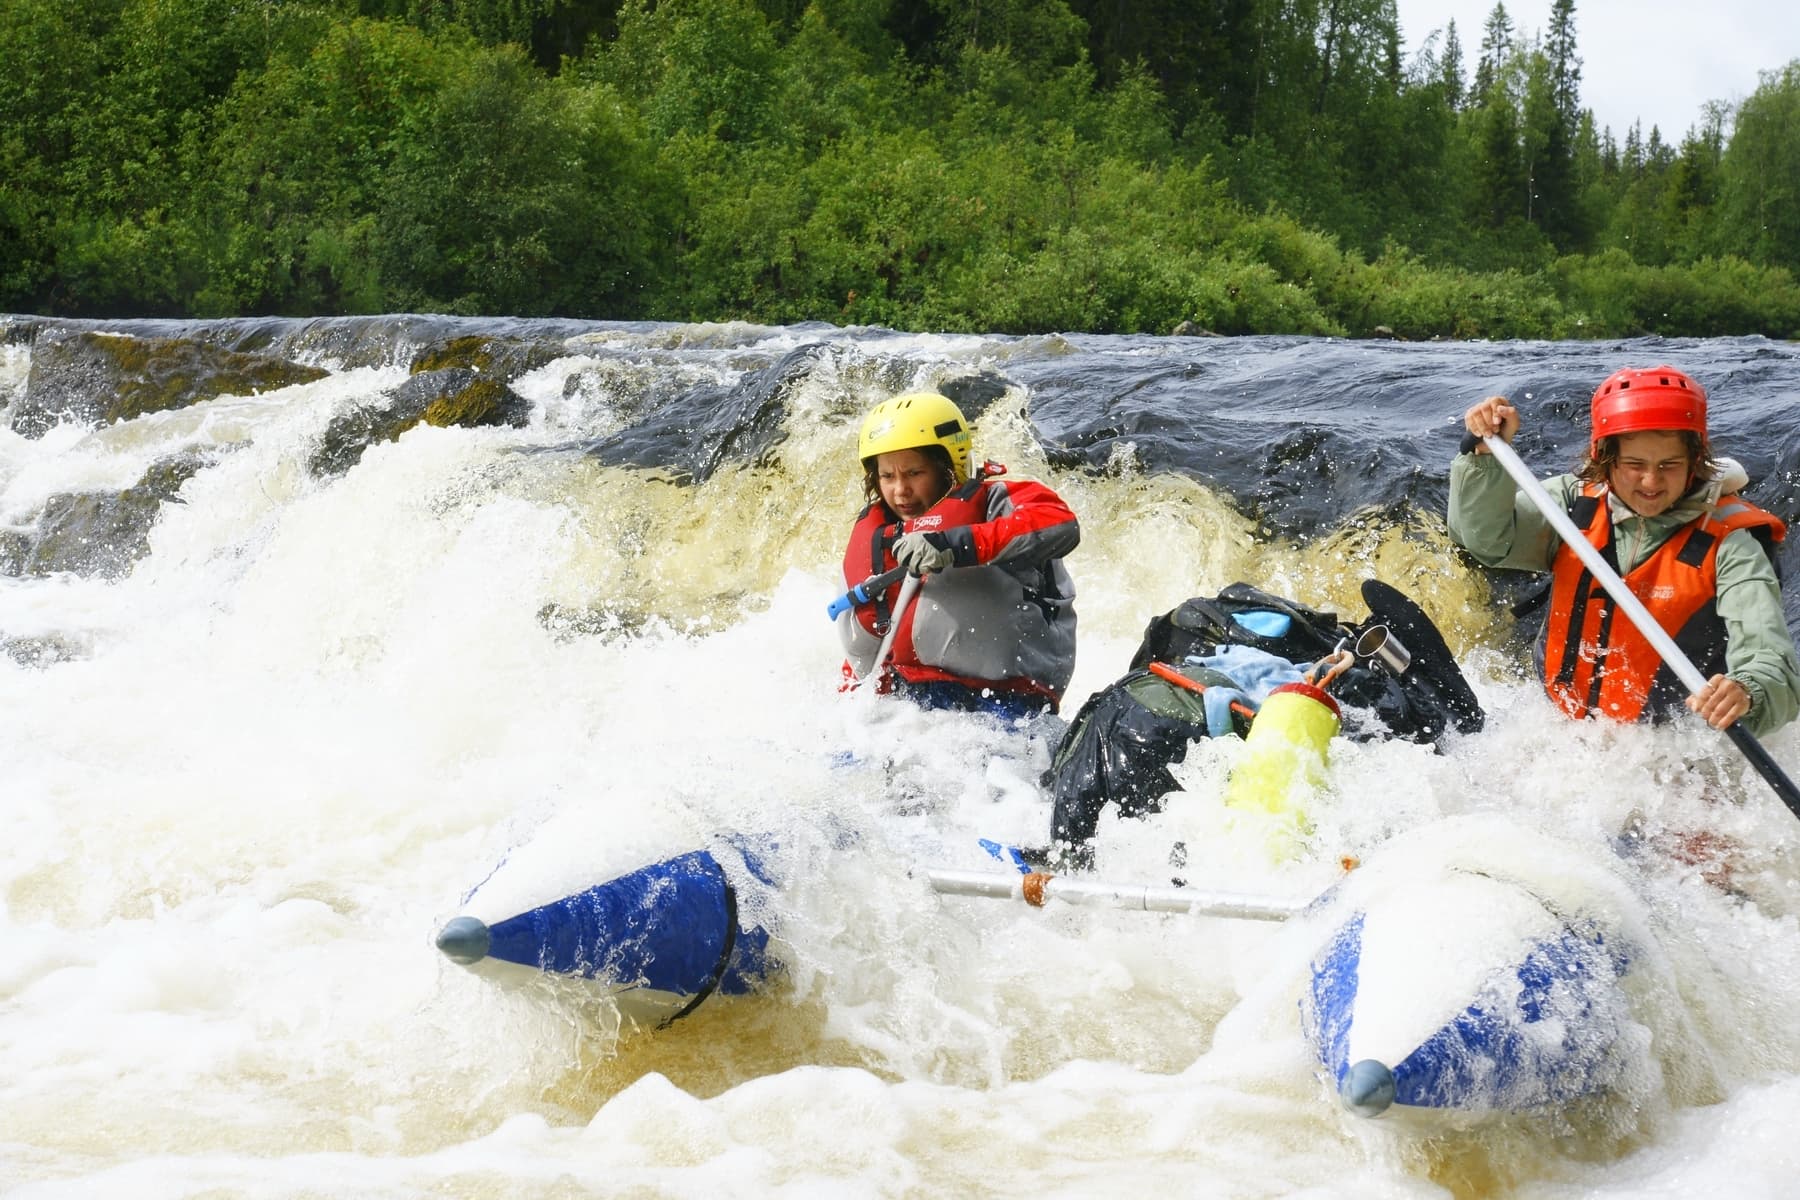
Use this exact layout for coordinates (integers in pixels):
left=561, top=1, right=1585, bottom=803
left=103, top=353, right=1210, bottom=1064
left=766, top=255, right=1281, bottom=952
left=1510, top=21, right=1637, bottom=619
left=1554, top=251, right=1800, bottom=338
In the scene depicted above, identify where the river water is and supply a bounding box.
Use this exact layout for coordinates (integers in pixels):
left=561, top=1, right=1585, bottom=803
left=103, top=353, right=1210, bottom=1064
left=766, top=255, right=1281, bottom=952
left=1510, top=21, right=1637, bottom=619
left=3, top=318, right=1799, bottom=1198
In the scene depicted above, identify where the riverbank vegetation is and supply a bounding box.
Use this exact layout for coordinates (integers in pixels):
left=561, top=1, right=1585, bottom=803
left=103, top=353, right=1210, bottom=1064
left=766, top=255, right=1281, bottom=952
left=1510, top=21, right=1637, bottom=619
left=3, top=0, right=1797, bottom=338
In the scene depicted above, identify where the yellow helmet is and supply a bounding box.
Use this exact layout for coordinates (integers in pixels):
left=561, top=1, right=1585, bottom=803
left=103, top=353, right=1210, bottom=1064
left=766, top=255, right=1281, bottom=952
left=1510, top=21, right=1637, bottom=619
left=857, top=392, right=973, bottom=484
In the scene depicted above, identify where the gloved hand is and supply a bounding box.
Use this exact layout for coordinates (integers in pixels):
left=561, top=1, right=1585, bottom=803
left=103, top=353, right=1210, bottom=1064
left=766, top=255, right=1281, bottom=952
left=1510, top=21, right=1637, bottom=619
left=893, top=531, right=954, bottom=576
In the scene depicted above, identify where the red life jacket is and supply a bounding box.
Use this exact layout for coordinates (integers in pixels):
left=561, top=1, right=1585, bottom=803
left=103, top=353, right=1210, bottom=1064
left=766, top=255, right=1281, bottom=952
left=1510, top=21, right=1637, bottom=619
left=838, top=468, right=1070, bottom=702
left=1540, top=482, right=1786, bottom=723
left=841, top=472, right=990, bottom=681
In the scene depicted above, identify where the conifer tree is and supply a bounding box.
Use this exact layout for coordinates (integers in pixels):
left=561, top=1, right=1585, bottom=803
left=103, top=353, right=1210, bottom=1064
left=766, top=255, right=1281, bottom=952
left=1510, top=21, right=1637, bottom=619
left=1473, top=2, right=1513, bottom=102
left=1440, top=18, right=1465, bottom=110
left=1545, top=0, right=1580, bottom=130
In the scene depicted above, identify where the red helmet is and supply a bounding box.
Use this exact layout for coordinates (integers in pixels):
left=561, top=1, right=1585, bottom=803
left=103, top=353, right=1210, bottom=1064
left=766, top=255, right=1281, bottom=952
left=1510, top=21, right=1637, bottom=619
left=1589, top=366, right=1707, bottom=450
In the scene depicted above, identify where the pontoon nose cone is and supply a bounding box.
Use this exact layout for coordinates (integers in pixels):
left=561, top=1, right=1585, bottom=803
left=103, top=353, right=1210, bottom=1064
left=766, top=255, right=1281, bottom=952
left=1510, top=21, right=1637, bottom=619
left=1340, top=1058, right=1397, bottom=1117
left=436, top=916, right=491, bottom=965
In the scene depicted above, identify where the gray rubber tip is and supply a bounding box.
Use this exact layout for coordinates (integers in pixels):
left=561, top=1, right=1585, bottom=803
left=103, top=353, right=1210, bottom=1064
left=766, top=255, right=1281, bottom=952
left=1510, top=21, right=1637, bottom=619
left=1340, top=1058, right=1397, bottom=1117
left=435, top=915, right=491, bottom=965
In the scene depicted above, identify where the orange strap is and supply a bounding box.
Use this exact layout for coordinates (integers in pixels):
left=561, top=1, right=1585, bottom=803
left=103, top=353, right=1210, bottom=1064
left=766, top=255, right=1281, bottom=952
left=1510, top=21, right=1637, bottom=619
left=1146, top=661, right=1258, bottom=721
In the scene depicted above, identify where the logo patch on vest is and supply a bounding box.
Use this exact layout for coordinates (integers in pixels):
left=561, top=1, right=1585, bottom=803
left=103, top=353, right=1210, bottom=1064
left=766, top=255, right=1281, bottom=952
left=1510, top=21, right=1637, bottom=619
left=913, top=514, right=944, bottom=529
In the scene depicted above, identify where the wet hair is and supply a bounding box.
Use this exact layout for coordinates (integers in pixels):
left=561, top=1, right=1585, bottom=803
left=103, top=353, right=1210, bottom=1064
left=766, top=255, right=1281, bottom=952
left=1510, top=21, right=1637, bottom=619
left=862, top=444, right=956, bottom=508
left=1577, top=431, right=1716, bottom=493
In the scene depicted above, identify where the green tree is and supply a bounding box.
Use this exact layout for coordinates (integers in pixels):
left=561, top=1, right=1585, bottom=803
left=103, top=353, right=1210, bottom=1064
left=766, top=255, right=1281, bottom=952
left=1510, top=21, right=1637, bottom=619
left=1569, top=110, right=1613, bottom=250
left=1065, top=0, right=1263, bottom=138
left=1717, top=61, right=1800, bottom=272
left=886, top=0, right=1085, bottom=72
left=1604, top=123, right=1679, bottom=264
left=1521, top=40, right=1581, bottom=248
left=0, top=0, right=279, bottom=312
left=1544, top=0, right=1579, bottom=130
left=378, top=49, right=667, bottom=314
left=1440, top=18, right=1466, bottom=110
left=1472, top=2, right=1512, bottom=103
left=1469, top=76, right=1525, bottom=229
left=0, top=0, right=115, bottom=306
left=195, top=18, right=458, bottom=313
left=596, top=0, right=781, bottom=143
left=1659, top=105, right=1726, bottom=262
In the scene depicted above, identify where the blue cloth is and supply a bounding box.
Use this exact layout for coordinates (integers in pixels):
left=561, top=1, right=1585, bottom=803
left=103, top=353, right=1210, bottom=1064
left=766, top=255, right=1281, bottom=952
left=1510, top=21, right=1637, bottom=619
left=1183, top=645, right=1308, bottom=737
left=893, top=678, right=1054, bottom=721
left=1230, top=609, right=1293, bottom=638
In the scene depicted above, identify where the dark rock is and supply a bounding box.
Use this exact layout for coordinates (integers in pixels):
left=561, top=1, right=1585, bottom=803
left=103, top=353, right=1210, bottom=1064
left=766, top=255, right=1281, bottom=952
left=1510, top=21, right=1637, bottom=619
left=938, top=371, right=1013, bottom=422
left=20, top=447, right=217, bottom=579
left=582, top=344, right=821, bottom=483
left=309, top=367, right=533, bottom=479
left=579, top=344, right=1020, bottom=485
left=10, top=330, right=330, bottom=439
left=1171, top=321, right=1221, bottom=337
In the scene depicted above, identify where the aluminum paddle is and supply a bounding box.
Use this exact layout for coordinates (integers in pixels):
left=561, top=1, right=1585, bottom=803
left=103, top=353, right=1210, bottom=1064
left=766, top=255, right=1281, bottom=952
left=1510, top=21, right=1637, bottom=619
left=924, top=867, right=1310, bottom=921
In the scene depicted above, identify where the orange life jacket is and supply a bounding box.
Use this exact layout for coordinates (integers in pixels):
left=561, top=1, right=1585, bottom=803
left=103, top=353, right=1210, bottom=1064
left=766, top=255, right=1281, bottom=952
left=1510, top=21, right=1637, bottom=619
left=1540, top=483, right=1785, bottom=723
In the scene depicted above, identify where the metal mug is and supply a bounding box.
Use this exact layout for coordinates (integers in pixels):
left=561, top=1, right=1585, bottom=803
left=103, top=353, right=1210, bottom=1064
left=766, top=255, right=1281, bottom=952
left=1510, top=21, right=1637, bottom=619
left=1354, top=624, right=1412, bottom=675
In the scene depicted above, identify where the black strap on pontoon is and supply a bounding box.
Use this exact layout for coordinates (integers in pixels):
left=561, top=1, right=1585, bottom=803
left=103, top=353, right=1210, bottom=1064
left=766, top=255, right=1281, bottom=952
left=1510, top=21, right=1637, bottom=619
left=658, top=857, right=740, bottom=1029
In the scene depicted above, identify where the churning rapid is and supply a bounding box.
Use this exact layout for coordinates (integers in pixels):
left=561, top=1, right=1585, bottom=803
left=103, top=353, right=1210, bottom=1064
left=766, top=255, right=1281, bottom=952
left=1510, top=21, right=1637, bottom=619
left=3, top=315, right=1800, bottom=1199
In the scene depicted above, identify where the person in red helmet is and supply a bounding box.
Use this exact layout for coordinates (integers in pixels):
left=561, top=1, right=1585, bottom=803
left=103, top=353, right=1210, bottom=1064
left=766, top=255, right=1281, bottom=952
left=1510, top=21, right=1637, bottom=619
left=1450, top=365, right=1799, bottom=736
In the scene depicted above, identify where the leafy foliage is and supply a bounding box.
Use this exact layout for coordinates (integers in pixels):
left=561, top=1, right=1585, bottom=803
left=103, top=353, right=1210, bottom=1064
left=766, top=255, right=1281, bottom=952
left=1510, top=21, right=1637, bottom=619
left=0, top=0, right=1795, bottom=336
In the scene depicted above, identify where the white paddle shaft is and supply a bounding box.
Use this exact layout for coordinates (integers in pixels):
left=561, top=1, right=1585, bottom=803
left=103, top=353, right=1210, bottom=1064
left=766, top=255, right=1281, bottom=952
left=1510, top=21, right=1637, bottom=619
left=862, top=572, right=921, bottom=688
left=926, top=868, right=1308, bottom=921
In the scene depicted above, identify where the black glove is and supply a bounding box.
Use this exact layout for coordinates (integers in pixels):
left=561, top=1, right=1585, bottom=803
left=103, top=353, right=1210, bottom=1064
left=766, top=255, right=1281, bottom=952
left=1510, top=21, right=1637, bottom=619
left=893, top=531, right=954, bottom=576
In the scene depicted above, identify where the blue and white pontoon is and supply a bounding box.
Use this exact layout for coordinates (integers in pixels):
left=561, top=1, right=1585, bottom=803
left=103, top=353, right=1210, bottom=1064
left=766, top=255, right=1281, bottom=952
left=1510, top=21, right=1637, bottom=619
left=1299, top=816, right=1658, bottom=1120
left=436, top=808, right=1673, bottom=1123
left=436, top=836, right=779, bottom=1027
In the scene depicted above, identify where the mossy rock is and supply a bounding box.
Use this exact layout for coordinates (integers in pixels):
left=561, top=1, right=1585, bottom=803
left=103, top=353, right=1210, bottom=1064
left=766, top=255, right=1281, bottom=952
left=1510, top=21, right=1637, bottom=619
left=408, top=334, right=565, bottom=382
left=309, top=368, right=532, bottom=479
left=10, top=329, right=329, bottom=439
left=20, top=448, right=216, bottom=579
left=422, top=372, right=531, bottom=428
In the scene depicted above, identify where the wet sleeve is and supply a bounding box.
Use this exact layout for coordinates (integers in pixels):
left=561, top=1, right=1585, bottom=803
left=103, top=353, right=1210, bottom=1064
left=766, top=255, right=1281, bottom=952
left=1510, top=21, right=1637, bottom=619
left=1715, top=531, right=1800, bottom=737
left=1446, top=453, right=1565, bottom=573
left=939, top=479, right=1080, bottom=568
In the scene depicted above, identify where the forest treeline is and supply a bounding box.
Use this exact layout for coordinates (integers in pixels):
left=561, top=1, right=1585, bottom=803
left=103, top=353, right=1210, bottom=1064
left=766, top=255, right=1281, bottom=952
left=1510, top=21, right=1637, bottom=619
left=3, top=0, right=1798, bottom=338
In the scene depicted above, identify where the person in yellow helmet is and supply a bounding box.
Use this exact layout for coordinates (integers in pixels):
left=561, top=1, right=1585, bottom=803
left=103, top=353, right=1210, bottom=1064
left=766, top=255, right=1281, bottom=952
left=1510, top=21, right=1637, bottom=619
left=836, top=391, right=1079, bottom=716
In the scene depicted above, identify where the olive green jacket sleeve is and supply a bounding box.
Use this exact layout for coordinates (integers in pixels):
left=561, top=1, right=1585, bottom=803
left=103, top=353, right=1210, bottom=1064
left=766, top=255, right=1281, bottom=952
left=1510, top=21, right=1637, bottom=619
left=1713, top=529, right=1800, bottom=736
left=1446, top=450, right=1576, bottom=573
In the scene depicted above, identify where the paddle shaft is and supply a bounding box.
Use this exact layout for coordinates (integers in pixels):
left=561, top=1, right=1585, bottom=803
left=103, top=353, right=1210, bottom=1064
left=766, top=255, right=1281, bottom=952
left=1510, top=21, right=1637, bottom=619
left=926, top=867, right=1308, bottom=921
left=1482, top=435, right=1800, bottom=818
left=861, top=571, right=921, bottom=688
